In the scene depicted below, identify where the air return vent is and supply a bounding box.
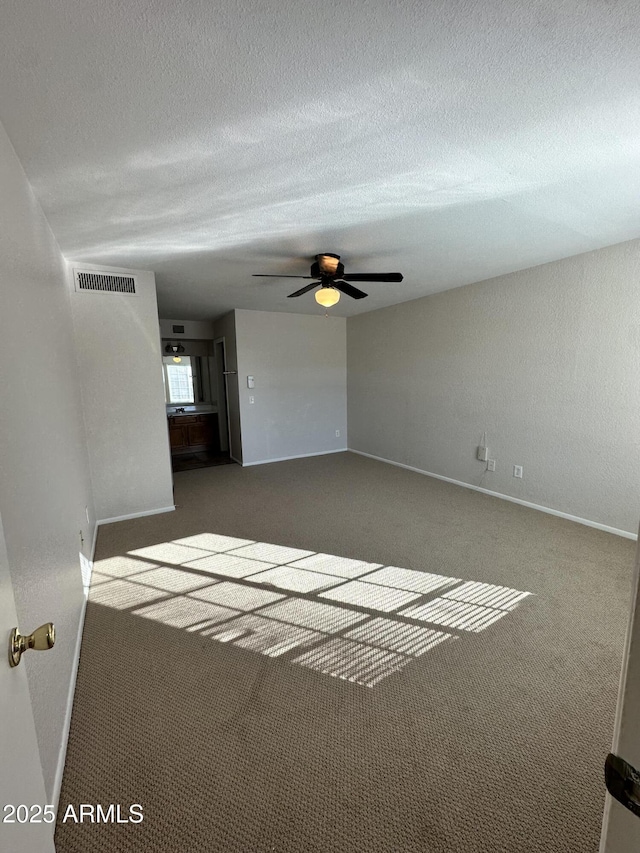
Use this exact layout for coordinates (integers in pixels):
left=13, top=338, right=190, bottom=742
left=73, top=269, right=138, bottom=295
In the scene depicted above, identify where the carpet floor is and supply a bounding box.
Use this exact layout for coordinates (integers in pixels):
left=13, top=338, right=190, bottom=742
left=171, top=450, right=235, bottom=472
left=55, top=452, right=635, bottom=852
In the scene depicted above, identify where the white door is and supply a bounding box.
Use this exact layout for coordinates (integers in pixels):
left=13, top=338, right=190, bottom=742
left=600, top=526, right=640, bottom=851
left=0, top=513, right=55, bottom=853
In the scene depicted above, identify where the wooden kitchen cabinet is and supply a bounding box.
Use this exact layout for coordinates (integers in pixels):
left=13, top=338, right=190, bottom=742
left=168, top=413, right=219, bottom=456
left=169, top=423, right=187, bottom=450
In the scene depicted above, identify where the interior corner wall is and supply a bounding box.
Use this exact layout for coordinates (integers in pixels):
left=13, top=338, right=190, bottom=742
left=347, top=239, right=640, bottom=535
left=69, top=263, right=174, bottom=521
left=0, top=118, right=95, bottom=795
left=234, top=310, right=347, bottom=466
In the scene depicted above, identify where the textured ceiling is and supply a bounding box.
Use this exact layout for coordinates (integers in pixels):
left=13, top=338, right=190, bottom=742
left=1, top=0, right=640, bottom=319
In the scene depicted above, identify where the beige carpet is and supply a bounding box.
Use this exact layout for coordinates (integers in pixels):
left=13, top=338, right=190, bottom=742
left=55, top=452, right=635, bottom=852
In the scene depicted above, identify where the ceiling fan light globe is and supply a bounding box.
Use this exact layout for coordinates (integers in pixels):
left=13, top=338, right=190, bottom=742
left=315, top=287, right=340, bottom=307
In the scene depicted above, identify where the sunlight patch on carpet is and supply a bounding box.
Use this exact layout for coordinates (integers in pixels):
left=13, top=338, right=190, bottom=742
left=245, top=565, right=346, bottom=593
left=201, top=614, right=324, bottom=658
left=133, top=596, right=241, bottom=630
left=288, top=553, right=382, bottom=578
left=363, top=566, right=460, bottom=595
left=319, top=580, right=421, bottom=612
left=188, top=581, right=285, bottom=610
left=182, top=553, right=277, bottom=578
left=293, top=638, right=409, bottom=688
left=401, top=599, right=509, bottom=632
left=91, top=534, right=533, bottom=688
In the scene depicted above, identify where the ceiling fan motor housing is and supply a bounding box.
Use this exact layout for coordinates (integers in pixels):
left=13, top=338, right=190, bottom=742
left=312, top=253, right=344, bottom=280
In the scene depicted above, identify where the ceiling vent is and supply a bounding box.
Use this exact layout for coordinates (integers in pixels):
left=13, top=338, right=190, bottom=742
left=73, top=269, right=138, bottom=295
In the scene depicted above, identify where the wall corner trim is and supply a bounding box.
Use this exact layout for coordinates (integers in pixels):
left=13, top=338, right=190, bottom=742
left=96, top=505, right=176, bottom=526
left=51, top=521, right=98, bottom=812
left=348, top=449, right=638, bottom=541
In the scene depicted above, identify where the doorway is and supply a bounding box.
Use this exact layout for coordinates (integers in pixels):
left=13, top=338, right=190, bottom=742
left=163, top=337, right=235, bottom=472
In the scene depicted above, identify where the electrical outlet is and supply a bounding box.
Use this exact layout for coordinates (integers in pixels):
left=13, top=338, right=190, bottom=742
left=513, top=465, right=523, bottom=478
left=477, top=446, right=489, bottom=462
left=487, top=459, right=496, bottom=472
left=335, top=429, right=340, bottom=437
left=249, top=395, right=255, bottom=404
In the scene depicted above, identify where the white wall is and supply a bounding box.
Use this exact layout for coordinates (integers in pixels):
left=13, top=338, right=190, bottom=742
left=159, top=318, right=215, bottom=339
left=234, top=310, right=347, bottom=466
left=348, top=239, right=640, bottom=535
left=69, top=263, right=174, bottom=522
left=0, top=120, right=95, bottom=796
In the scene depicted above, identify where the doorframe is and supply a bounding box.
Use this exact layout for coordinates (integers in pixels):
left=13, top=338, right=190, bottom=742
left=600, top=525, right=640, bottom=850
left=214, top=337, right=232, bottom=457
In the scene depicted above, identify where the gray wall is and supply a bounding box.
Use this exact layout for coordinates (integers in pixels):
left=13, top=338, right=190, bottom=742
left=348, top=239, right=640, bottom=535
left=234, top=310, right=347, bottom=466
left=159, top=318, right=215, bottom=339
left=0, top=119, right=95, bottom=795
left=69, top=263, right=174, bottom=522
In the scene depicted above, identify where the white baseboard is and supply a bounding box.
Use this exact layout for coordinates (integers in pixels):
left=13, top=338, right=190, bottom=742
left=96, top=505, right=175, bottom=525
left=52, top=503, right=175, bottom=807
left=241, top=448, right=348, bottom=467
left=88, top=517, right=99, bottom=567
left=52, top=594, right=87, bottom=812
left=349, top=449, right=637, bottom=541
left=52, top=518, right=99, bottom=812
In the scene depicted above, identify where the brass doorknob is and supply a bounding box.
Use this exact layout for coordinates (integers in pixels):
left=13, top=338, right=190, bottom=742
left=9, top=623, right=55, bottom=668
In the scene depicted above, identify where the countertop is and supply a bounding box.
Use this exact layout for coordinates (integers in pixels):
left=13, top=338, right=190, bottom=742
left=167, top=406, right=218, bottom=417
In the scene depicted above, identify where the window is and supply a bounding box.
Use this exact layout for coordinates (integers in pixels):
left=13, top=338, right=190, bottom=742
left=163, top=356, right=195, bottom=404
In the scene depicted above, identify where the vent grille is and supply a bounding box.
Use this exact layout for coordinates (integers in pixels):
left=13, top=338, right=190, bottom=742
left=73, top=270, right=137, bottom=295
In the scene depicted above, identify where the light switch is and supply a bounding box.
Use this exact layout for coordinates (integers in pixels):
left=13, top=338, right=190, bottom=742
left=247, top=375, right=255, bottom=388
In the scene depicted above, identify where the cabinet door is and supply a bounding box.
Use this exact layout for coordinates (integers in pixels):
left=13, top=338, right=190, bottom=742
left=169, top=425, right=187, bottom=449
left=187, top=422, right=208, bottom=446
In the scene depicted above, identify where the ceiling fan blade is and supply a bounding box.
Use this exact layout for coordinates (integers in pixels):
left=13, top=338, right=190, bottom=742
left=287, top=283, right=320, bottom=298
left=333, top=281, right=368, bottom=299
left=342, top=272, right=403, bottom=282
left=253, top=274, right=315, bottom=278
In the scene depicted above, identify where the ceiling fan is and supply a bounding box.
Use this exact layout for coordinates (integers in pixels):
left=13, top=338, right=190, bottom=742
left=253, top=253, right=403, bottom=307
